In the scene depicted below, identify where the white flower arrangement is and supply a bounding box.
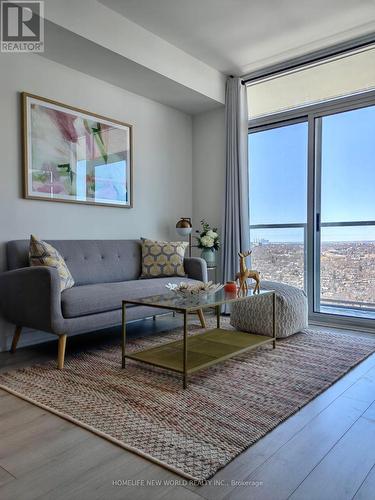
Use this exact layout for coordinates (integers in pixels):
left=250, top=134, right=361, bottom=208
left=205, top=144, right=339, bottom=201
left=201, top=235, right=214, bottom=248
left=195, top=220, right=220, bottom=251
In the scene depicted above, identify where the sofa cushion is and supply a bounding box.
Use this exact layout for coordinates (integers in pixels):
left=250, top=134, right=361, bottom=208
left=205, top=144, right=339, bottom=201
left=61, top=277, right=200, bottom=318
left=29, top=235, right=75, bottom=291
left=141, top=239, right=188, bottom=278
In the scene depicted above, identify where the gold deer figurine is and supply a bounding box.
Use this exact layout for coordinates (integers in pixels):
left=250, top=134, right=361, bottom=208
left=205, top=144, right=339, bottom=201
left=235, top=250, right=260, bottom=295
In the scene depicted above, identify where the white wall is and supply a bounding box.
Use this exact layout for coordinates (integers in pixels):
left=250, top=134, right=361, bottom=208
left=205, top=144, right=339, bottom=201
left=192, top=107, right=225, bottom=275
left=0, top=53, right=192, bottom=350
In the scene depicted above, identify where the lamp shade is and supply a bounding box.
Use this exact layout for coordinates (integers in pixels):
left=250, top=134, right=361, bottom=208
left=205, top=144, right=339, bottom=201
left=176, top=217, right=192, bottom=237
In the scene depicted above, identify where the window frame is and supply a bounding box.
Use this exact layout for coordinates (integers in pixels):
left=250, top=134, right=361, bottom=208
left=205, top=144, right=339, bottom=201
left=248, top=89, right=375, bottom=333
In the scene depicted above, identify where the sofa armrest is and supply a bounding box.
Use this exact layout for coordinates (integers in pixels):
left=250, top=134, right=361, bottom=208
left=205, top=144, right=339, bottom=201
left=184, top=257, right=208, bottom=282
left=0, top=266, right=64, bottom=334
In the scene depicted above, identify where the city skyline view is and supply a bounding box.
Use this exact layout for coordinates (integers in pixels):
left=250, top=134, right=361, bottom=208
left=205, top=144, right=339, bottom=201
left=251, top=240, right=375, bottom=317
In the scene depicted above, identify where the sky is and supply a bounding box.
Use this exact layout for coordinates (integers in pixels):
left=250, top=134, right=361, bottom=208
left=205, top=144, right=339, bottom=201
left=248, top=106, right=375, bottom=242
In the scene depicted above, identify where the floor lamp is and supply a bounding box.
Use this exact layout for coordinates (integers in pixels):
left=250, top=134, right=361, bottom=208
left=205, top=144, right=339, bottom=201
left=176, top=217, right=192, bottom=257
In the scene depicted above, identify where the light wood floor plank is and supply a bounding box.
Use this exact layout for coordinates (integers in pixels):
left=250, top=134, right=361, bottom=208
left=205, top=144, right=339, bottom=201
left=0, top=466, right=14, bottom=488
left=353, top=464, right=375, bottom=500
left=1, top=425, right=91, bottom=478
left=0, top=436, right=136, bottom=499
left=162, top=487, right=205, bottom=500
left=289, top=415, right=375, bottom=500
left=38, top=456, right=149, bottom=500
left=341, top=374, right=375, bottom=404
left=0, top=405, right=47, bottom=437
left=362, top=399, right=375, bottom=421
left=219, top=395, right=370, bottom=500
left=0, top=412, right=91, bottom=478
left=0, top=393, right=33, bottom=416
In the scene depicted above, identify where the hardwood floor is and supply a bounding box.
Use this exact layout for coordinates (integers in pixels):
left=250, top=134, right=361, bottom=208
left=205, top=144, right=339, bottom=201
left=0, top=318, right=374, bottom=500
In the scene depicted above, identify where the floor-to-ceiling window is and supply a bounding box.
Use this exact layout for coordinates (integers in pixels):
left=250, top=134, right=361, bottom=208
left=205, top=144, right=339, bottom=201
left=316, top=105, right=375, bottom=319
left=248, top=121, right=308, bottom=290
left=247, top=46, right=375, bottom=328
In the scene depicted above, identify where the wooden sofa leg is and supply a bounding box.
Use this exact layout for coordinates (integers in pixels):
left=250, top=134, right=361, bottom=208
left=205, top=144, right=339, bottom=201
left=197, top=309, right=206, bottom=328
left=57, top=335, right=67, bottom=370
left=10, top=326, right=22, bottom=353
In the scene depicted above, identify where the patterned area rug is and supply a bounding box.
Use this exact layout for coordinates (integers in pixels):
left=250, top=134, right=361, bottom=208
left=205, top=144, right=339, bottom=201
left=1, top=317, right=375, bottom=482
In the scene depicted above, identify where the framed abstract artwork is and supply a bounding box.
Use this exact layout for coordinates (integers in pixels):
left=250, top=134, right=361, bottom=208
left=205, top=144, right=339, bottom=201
left=22, top=92, right=133, bottom=208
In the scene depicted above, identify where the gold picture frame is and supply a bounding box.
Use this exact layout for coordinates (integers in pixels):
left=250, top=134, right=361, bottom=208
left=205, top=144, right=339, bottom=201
left=22, top=92, right=133, bottom=208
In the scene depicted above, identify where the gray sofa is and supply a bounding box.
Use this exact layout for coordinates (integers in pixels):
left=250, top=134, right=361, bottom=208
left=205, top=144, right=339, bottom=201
left=0, top=239, right=207, bottom=368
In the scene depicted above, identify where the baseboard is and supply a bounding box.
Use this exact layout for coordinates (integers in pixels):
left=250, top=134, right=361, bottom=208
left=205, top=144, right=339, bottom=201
left=310, top=319, right=375, bottom=335
left=0, top=313, right=175, bottom=353
left=0, top=329, right=57, bottom=352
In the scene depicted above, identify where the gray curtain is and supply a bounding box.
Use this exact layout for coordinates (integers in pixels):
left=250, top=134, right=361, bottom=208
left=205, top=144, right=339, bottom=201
left=221, top=77, right=250, bottom=308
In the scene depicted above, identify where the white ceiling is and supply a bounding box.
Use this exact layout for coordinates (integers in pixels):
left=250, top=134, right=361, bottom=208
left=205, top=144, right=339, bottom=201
left=99, top=0, right=375, bottom=75
left=39, top=0, right=225, bottom=115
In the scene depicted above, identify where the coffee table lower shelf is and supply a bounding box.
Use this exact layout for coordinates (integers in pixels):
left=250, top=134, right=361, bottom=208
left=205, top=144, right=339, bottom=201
left=124, top=328, right=275, bottom=382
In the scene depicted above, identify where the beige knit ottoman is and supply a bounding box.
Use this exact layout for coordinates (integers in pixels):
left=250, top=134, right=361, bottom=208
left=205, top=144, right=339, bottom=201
left=230, top=281, right=308, bottom=338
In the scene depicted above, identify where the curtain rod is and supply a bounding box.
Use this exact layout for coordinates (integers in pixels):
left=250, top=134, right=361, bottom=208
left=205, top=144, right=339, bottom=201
left=240, top=34, right=375, bottom=86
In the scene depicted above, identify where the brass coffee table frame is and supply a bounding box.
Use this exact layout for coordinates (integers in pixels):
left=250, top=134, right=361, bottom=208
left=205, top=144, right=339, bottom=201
left=121, top=290, right=276, bottom=389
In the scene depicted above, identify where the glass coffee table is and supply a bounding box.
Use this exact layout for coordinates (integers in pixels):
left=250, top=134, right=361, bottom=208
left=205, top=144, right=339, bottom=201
left=121, top=289, right=276, bottom=388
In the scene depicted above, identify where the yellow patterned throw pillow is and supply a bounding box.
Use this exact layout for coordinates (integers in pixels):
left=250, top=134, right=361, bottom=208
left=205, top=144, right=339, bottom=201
left=29, top=235, right=75, bottom=291
left=141, top=239, right=189, bottom=278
